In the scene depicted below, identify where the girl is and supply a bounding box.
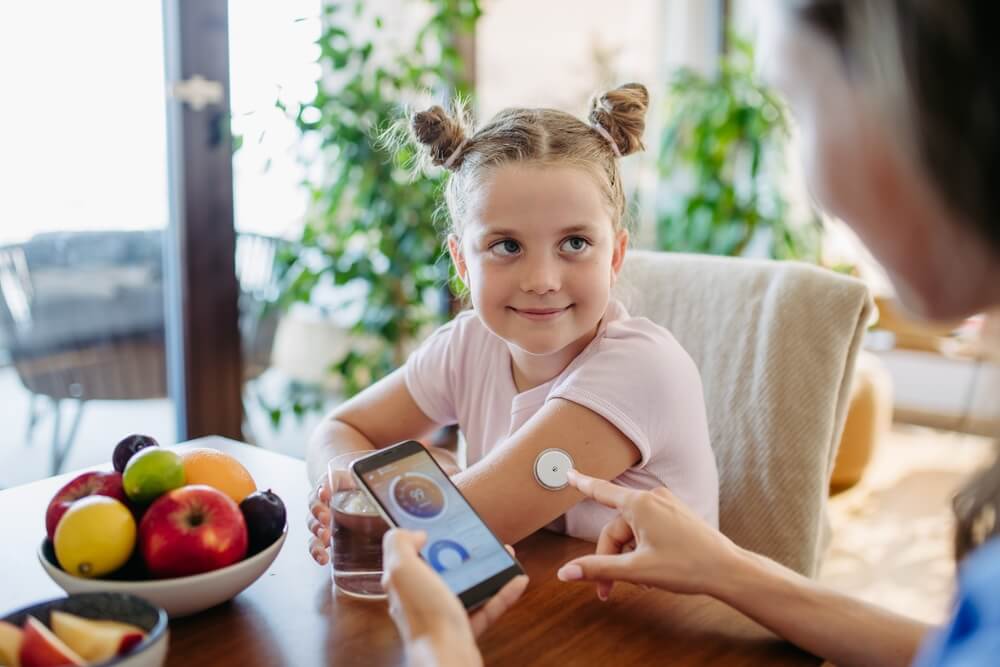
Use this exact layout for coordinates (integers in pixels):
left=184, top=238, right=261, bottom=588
left=307, top=83, right=718, bottom=557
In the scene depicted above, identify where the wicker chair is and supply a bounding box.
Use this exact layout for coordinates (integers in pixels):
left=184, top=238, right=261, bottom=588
left=0, top=231, right=283, bottom=474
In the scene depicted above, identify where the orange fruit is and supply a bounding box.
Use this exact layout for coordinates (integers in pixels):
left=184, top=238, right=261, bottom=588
left=179, top=448, right=257, bottom=502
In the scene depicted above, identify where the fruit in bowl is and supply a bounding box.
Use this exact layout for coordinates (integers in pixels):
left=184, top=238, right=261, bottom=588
left=1, top=592, right=168, bottom=667
left=45, top=472, right=129, bottom=542
left=112, top=435, right=159, bottom=474
left=2, top=612, right=146, bottom=666
left=51, top=610, right=146, bottom=662
left=54, top=496, right=137, bottom=579
left=38, top=527, right=287, bottom=618
left=140, top=485, right=247, bottom=578
left=39, top=435, right=287, bottom=618
left=17, top=612, right=147, bottom=666
left=21, top=615, right=84, bottom=666
left=122, top=449, right=185, bottom=505
left=240, top=489, right=287, bottom=556
left=0, top=622, right=21, bottom=666
left=179, top=448, right=256, bottom=503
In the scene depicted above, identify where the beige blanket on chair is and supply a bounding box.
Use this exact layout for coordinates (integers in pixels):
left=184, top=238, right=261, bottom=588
left=614, top=250, right=873, bottom=575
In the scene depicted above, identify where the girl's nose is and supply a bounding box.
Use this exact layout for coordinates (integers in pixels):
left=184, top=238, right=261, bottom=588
left=521, top=257, right=561, bottom=295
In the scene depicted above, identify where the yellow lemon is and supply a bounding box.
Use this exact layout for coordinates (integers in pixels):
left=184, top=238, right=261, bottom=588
left=54, top=496, right=136, bottom=578
left=180, top=448, right=257, bottom=503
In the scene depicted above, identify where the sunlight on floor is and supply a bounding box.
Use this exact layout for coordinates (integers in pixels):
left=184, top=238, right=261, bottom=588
left=821, top=424, right=997, bottom=624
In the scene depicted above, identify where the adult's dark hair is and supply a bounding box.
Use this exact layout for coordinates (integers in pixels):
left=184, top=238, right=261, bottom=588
left=795, top=0, right=1000, bottom=253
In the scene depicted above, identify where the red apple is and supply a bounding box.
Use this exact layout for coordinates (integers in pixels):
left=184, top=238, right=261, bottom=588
left=50, top=611, right=144, bottom=663
left=45, top=471, right=127, bottom=541
left=139, top=484, right=248, bottom=578
left=19, top=617, right=83, bottom=667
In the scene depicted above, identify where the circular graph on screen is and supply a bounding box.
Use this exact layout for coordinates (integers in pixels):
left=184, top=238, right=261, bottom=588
left=389, top=472, right=447, bottom=520
left=427, top=539, right=471, bottom=573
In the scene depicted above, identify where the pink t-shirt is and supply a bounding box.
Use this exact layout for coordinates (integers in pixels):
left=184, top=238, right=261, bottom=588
left=404, top=300, right=719, bottom=540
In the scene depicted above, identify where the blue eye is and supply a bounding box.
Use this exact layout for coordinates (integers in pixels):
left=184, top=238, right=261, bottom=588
left=560, top=237, right=590, bottom=253
left=490, top=239, right=521, bottom=257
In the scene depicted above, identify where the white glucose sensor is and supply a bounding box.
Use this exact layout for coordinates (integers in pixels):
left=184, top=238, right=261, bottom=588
left=533, top=448, right=574, bottom=490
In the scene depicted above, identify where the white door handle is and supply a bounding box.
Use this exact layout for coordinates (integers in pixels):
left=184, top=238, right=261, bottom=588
left=169, top=74, right=224, bottom=111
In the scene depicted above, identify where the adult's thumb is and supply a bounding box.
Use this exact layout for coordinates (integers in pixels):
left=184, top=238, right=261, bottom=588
left=557, top=554, right=635, bottom=584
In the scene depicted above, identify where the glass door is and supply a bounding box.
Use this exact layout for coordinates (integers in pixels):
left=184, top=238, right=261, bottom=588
left=0, top=2, right=177, bottom=484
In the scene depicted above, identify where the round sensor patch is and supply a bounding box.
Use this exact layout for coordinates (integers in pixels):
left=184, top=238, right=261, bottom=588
left=390, top=472, right=446, bottom=520
left=534, top=448, right=574, bottom=490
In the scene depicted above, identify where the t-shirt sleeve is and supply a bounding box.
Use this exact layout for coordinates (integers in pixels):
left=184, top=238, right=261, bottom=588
left=548, top=319, right=707, bottom=468
left=403, top=317, right=463, bottom=426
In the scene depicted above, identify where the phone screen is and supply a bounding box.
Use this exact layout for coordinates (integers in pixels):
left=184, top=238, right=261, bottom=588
left=353, top=442, right=521, bottom=604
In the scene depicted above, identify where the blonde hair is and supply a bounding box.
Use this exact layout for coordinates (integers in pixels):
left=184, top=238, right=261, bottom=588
left=409, top=83, right=650, bottom=237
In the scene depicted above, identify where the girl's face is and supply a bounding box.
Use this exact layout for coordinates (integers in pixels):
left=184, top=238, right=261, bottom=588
left=449, top=164, right=628, bottom=358
left=761, top=3, right=1000, bottom=320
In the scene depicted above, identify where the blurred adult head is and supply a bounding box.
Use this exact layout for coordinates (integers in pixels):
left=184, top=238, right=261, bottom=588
left=764, top=0, right=1000, bottom=320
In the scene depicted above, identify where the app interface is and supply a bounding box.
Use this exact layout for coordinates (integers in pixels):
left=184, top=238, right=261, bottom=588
left=362, top=451, right=515, bottom=594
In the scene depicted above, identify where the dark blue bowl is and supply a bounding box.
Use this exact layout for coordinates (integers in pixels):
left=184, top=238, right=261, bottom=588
left=1, top=592, right=168, bottom=666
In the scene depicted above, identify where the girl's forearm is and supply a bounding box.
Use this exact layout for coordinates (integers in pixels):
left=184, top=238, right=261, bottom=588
left=305, top=417, right=378, bottom=485
left=710, top=547, right=932, bottom=667
left=305, top=418, right=458, bottom=485
left=427, top=447, right=461, bottom=476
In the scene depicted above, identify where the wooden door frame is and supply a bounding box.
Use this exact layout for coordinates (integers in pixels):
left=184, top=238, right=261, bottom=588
left=162, top=0, right=243, bottom=441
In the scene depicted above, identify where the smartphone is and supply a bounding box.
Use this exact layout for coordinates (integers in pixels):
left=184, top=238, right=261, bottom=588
left=350, top=440, right=524, bottom=610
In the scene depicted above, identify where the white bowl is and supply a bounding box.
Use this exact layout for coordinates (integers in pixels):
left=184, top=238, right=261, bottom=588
left=38, top=527, right=287, bottom=618
left=2, top=592, right=169, bottom=667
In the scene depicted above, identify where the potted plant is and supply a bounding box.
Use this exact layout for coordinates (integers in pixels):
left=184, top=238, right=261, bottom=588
left=268, top=0, right=480, bottom=423
left=656, top=37, right=821, bottom=262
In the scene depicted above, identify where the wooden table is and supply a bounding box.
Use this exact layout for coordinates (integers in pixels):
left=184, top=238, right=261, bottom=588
left=1, top=438, right=821, bottom=666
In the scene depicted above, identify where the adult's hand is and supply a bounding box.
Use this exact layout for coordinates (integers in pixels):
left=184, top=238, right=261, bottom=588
left=557, top=469, right=737, bottom=600
left=382, top=529, right=529, bottom=667
left=560, top=469, right=932, bottom=667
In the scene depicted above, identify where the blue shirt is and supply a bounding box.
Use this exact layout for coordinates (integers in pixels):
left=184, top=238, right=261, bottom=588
left=913, top=537, right=1000, bottom=666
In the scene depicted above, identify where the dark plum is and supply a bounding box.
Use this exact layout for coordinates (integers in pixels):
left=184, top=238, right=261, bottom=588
left=112, top=434, right=159, bottom=472
left=240, top=489, right=287, bottom=555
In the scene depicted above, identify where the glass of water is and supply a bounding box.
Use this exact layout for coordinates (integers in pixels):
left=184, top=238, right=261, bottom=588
left=327, top=451, right=389, bottom=599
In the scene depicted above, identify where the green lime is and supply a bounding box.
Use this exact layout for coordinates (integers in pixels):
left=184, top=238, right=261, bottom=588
left=123, top=447, right=185, bottom=503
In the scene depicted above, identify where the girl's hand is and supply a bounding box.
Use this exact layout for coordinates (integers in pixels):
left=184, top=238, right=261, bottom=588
left=382, top=529, right=528, bottom=663
left=307, top=450, right=454, bottom=567
left=557, top=469, right=737, bottom=600
left=307, top=475, right=332, bottom=565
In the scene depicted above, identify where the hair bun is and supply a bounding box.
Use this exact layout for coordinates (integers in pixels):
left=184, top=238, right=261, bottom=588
left=588, top=82, right=650, bottom=157
left=411, top=105, right=469, bottom=170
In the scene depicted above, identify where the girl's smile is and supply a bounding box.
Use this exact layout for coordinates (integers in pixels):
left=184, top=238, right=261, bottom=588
left=507, top=305, right=573, bottom=321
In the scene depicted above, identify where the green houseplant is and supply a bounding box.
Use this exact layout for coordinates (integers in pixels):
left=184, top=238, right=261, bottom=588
left=657, top=37, right=821, bottom=261
left=273, top=0, right=481, bottom=414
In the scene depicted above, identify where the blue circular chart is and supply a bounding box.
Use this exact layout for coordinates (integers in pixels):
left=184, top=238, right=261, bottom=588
left=427, top=540, right=471, bottom=573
